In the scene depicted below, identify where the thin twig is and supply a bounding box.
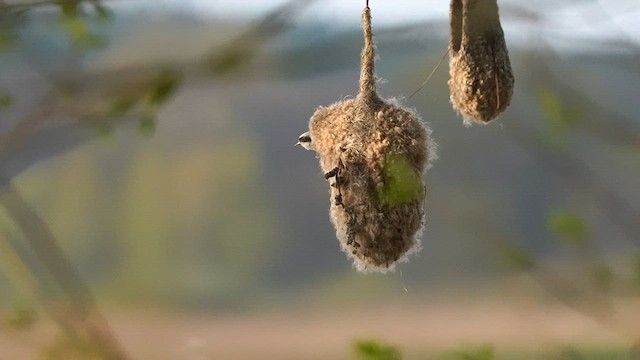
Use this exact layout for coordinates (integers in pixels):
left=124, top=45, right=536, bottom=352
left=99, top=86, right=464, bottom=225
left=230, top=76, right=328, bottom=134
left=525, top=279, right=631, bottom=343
left=506, top=123, right=640, bottom=246
left=0, top=231, right=41, bottom=302
left=467, top=216, right=629, bottom=337
left=0, top=0, right=128, bottom=11
left=0, top=93, right=56, bottom=158
left=0, top=180, right=129, bottom=359
left=408, top=48, right=449, bottom=99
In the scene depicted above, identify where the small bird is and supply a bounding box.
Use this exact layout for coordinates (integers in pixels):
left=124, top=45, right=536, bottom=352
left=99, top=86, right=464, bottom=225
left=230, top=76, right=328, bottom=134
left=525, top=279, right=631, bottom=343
left=295, top=132, right=314, bottom=151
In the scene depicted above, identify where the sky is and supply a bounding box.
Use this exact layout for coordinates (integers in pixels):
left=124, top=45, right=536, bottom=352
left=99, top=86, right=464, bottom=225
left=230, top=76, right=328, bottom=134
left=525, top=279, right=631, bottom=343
left=177, top=0, right=640, bottom=46
left=183, top=0, right=449, bottom=25
left=114, top=0, right=640, bottom=51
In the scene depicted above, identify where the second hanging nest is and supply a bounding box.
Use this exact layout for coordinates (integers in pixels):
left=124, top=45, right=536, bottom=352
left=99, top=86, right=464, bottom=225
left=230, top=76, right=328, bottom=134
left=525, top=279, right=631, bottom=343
left=448, top=0, right=514, bottom=124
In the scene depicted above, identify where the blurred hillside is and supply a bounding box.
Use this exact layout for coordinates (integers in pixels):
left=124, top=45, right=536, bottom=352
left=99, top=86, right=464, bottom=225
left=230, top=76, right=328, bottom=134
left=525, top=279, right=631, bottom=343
left=1, top=3, right=639, bottom=312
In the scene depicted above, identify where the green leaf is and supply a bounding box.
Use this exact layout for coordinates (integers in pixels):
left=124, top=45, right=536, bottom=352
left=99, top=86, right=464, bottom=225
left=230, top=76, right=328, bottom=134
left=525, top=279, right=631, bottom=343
left=78, top=33, right=108, bottom=49
left=60, top=15, right=88, bottom=41
left=4, top=302, right=37, bottom=330
left=138, top=113, right=156, bottom=136
left=554, top=346, right=585, bottom=360
left=377, top=154, right=424, bottom=206
left=0, top=31, right=14, bottom=53
left=633, top=254, right=640, bottom=288
left=589, top=263, right=613, bottom=292
left=498, top=242, right=534, bottom=272
left=539, top=88, right=563, bottom=123
left=93, top=2, right=113, bottom=23
left=546, top=210, right=588, bottom=248
left=353, top=339, right=402, bottom=360
left=537, top=87, right=583, bottom=140
left=145, top=69, right=182, bottom=107
left=58, top=81, right=80, bottom=97
left=58, top=0, right=80, bottom=17
left=453, top=345, right=495, bottom=360
left=93, top=120, right=113, bottom=139
left=0, top=94, right=13, bottom=109
left=60, top=15, right=107, bottom=49
left=106, top=97, right=136, bottom=118
left=207, top=45, right=255, bottom=75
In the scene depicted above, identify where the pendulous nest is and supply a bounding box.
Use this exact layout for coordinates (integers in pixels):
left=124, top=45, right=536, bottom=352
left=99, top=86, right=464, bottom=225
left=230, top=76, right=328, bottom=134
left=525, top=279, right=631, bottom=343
left=448, top=0, right=514, bottom=124
left=305, top=5, right=436, bottom=272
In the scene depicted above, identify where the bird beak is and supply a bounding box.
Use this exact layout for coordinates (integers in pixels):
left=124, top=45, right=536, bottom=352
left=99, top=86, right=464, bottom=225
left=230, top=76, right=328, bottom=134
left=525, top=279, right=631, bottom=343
left=295, top=141, right=301, bottom=146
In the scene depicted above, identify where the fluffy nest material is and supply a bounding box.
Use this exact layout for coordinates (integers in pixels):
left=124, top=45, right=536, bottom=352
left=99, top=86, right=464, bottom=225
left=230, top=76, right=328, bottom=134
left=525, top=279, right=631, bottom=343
left=309, top=98, right=434, bottom=272
left=448, top=0, right=514, bottom=124
left=306, top=5, right=435, bottom=272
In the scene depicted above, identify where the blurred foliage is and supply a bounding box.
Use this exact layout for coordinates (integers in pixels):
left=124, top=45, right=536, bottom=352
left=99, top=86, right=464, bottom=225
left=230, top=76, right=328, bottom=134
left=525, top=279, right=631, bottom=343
left=137, top=112, right=156, bottom=135
left=143, top=69, right=183, bottom=109
left=105, top=95, right=136, bottom=116
left=633, top=254, right=640, bottom=288
left=0, top=226, right=42, bottom=314
left=59, top=15, right=106, bottom=49
left=589, top=263, right=613, bottom=292
left=0, top=93, right=12, bottom=109
left=51, top=0, right=111, bottom=49
left=40, top=334, right=114, bottom=360
left=10, top=118, right=280, bottom=308
left=207, top=43, right=256, bottom=75
left=450, top=345, right=495, bottom=360
left=3, top=301, right=37, bottom=330
left=205, top=0, right=316, bottom=75
left=549, top=345, right=632, bottom=360
left=537, top=87, right=584, bottom=141
left=497, top=241, right=534, bottom=272
left=353, top=339, right=402, bottom=360
left=378, top=154, right=425, bottom=206
left=555, top=346, right=587, bottom=360
left=92, top=120, right=114, bottom=140
left=0, top=3, right=29, bottom=48
left=75, top=68, right=183, bottom=137
left=546, top=210, right=588, bottom=249
left=0, top=29, right=12, bottom=51
left=91, top=1, right=113, bottom=23
left=57, top=0, right=81, bottom=17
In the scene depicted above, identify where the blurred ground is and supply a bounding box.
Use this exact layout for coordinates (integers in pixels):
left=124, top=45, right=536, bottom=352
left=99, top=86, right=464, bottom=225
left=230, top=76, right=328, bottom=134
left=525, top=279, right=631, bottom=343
left=2, top=295, right=637, bottom=359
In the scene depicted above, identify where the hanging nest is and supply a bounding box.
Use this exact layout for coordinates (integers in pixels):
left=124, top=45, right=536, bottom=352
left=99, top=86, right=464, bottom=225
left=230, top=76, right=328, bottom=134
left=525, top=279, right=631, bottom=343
left=448, top=0, right=514, bottom=124
left=303, top=5, right=436, bottom=272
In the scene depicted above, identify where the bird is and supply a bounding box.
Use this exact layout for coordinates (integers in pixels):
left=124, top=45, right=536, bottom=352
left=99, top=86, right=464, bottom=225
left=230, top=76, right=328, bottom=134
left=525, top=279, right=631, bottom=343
left=295, top=132, right=314, bottom=151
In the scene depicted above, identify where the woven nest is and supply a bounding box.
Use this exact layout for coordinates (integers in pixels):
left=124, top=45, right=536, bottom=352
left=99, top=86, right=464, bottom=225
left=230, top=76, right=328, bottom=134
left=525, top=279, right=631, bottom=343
left=310, top=98, right=434, bottom=272
left=306, top=6, right=435, bottom=272
left=448, top=0, right=514, bottom=124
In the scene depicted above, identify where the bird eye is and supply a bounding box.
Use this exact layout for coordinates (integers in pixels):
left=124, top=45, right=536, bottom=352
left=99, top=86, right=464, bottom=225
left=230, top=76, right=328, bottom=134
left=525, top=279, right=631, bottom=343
left=299, top=135, right=311, bottom=142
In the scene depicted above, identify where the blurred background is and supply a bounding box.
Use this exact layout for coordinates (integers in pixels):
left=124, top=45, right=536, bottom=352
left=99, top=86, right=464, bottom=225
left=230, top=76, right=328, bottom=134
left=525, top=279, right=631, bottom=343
left=0, top=0, right=639, bottom=359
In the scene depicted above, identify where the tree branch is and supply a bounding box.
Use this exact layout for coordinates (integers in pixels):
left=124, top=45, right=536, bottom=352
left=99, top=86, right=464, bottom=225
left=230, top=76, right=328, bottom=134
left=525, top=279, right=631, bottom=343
left=0, top=179, right=129, bottom=359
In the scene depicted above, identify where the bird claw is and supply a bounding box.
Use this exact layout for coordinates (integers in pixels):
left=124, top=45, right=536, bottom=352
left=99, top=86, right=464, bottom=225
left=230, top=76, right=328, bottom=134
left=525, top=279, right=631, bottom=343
left=324, top=167, right=339, bottom=179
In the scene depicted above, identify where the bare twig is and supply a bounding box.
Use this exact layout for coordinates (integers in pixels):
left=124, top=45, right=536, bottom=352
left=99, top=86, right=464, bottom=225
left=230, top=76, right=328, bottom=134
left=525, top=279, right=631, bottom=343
left=0, top=0, right=128, bottom=11
left=0, top=93, right=56, bottom=158
left=0, top=230, right=41, bottom=302
left=0, top=180, right=129, bottom=359
left=506, top=122, right=640, bottom=245
left=466, top=216, right=630, bottom=337
left=408, top=48, right=449, bottom=99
